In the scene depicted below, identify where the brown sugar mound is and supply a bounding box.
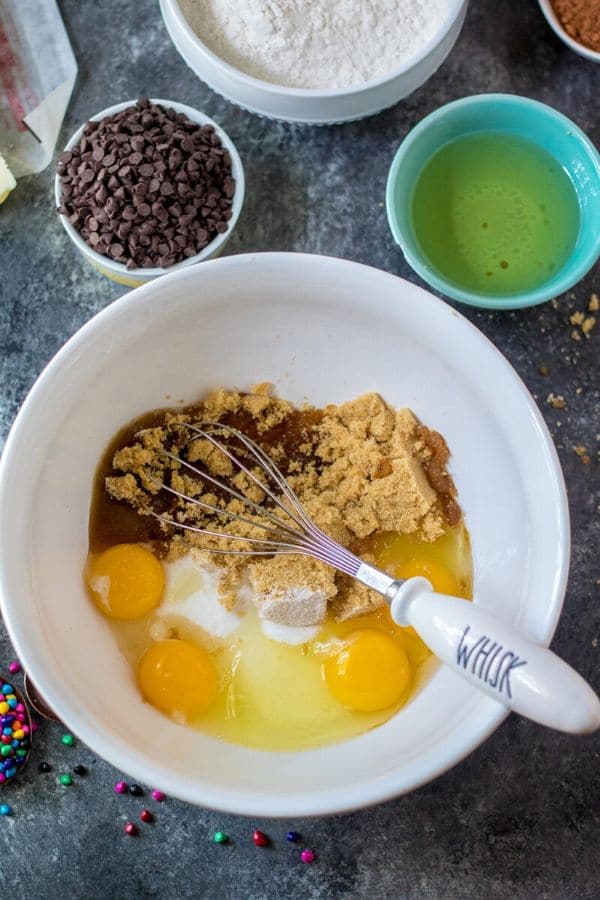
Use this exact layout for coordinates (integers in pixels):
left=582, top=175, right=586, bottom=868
left=104, top=387, right=460, bottom=622
left=551, top=0, right=600, bottom=52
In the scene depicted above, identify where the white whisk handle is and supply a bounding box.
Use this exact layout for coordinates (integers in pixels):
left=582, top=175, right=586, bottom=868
left=388, top=577, right=600, bottom=735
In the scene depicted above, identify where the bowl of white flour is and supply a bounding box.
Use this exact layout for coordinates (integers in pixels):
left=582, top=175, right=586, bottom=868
left=160, top=0, right=469, bottom=124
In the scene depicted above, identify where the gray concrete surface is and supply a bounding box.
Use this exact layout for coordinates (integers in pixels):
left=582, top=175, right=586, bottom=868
left=0, top=0, right=598, bottom=897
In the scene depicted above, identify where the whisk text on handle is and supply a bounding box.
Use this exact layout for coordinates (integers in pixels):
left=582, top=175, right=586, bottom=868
left=456, top=626, right=527, bottom=699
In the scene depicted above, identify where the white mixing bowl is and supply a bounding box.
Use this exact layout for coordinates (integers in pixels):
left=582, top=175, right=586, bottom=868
left=0, top=253, right=569, bottom=816
left=160, top=0, right=469, bottom=124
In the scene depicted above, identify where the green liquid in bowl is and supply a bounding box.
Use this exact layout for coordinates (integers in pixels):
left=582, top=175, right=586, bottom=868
left=410, top=132, right=581, bottom=296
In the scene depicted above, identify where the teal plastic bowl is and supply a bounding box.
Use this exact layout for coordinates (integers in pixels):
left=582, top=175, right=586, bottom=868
left=386, top=94, right=600, bottom=309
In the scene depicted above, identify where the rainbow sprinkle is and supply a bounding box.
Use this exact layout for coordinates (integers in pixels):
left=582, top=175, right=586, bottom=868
left=0, top=682, right=30, bottom=784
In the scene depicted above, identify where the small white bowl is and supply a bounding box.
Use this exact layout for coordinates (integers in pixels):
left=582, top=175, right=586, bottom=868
left=538, top=0, right=600, bottom=62
left=55, top=99, right=245, bottom=287
left=160, top=0, right=469, bottom=124
left=0, top=253, right=569, bottom=817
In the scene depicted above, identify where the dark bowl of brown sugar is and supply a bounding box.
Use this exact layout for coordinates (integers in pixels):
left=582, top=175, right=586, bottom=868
left=54, top=99, right=245, bottom=287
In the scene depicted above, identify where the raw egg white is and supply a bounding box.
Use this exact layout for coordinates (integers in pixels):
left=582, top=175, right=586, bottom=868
left=90, top=524, right=472, bottom=751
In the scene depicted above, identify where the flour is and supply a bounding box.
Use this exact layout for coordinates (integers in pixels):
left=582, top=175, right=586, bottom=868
left=178, top=0, right=447, bottom=89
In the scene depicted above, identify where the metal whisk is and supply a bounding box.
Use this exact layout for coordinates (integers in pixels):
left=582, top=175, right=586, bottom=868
left=139, top=420, right=394, bottom=595
left=136, top=421, right=600, bottom=736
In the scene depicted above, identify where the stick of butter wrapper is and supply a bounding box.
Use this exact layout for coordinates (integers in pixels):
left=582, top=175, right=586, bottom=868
left=0, top=153, right=17, bottom=204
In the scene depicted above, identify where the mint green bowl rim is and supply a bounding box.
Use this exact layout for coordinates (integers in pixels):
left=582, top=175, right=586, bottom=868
left=385, top=93, right=600, bottom=310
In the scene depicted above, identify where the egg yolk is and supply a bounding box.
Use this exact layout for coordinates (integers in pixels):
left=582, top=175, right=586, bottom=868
left=138, top=639, right=218, bottom=719
left=86, top=544, right=164, bottom=620
left=323, top=628, right=411, bottom=712
left=394, top=558, right=460, bottom=596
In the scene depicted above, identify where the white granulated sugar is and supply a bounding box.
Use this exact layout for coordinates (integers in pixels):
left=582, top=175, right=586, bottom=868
left=260, top=619, right=320, bottom=645
left=160, top=556, right=244, bottom=638
left=178, top=0, right=447, bottom=89
left=253, top=584, right=329, bottom=627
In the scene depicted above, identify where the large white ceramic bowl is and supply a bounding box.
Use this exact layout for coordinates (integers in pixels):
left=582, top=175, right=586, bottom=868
left=0, top=253, right=569, bottom=817
left=160, top=0, right=469, bottom=124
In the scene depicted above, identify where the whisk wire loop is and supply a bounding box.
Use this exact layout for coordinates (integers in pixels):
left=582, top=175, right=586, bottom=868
left=136, top=421, right=365, bottom=579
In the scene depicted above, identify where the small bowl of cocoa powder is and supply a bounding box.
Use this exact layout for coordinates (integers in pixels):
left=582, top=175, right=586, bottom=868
left=538, top=0, right=600, bottom=62
left=55, top=99, right=245, bottom=287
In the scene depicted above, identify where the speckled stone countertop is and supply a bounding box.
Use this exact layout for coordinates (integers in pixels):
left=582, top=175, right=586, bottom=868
left=0, top=1, right=598, bottom=897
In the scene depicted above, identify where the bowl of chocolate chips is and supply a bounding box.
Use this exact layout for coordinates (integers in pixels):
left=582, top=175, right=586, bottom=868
left=55, top=98, right=245, bottom=287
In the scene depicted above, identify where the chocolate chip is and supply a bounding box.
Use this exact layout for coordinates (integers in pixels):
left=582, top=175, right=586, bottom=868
left=56, top=100, right=235, bottom=269
left=108, top=242, right=124, bottom=258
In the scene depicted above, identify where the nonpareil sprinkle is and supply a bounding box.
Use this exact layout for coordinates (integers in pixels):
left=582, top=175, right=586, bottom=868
left=56, top=99, right=235, bottom=270
left=0, top=683, right=30, bottom=783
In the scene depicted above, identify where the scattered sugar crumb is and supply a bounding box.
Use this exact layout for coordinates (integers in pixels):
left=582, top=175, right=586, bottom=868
left=581, top=316, right=596, bottom=336
left=588, top=293, right=599, bottom=312
left=569, top=308, right=596, bottom=339
left=547, top=393, right=567, bottom=410
left=573, top=445, right=590, bottom=465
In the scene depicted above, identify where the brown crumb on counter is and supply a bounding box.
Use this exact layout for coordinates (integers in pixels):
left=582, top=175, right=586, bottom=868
left=569, top=309, right=596, bottom=339
left=547, top=392, right=567, bottom=410
left=573, top=445, right=591, bottom=465
left=538, top=365, right=550, bottom=377
left=589, top=293, right=599, bottom=312
left=104, top=386, right=461, bottom=624
left=582, top=316, right=596, bottom=337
